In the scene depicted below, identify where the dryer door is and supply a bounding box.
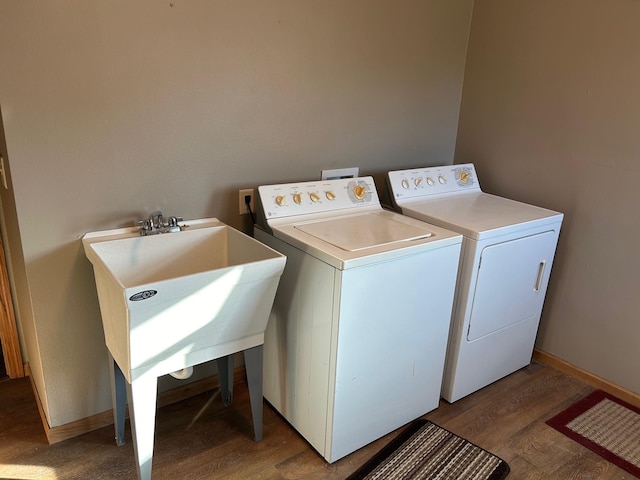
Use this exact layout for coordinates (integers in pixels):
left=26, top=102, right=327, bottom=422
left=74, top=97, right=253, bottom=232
left=467, top=230, right=558, bottom=341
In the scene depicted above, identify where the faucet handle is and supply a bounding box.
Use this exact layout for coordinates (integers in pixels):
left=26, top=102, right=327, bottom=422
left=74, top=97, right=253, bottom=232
left=167, top=216, right=184, bottom=227
left=136, top=218, right=153, bottom=235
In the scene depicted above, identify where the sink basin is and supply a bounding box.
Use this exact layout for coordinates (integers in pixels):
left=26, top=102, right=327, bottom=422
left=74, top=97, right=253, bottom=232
left=83, top=218, right=286, bottom=382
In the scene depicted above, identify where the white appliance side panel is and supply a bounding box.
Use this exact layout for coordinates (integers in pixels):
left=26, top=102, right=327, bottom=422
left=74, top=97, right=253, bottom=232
left=468, top=229, right=560, bottom=341
left=328, top=243, right=461, bottom=461
left=256, top=230, right=336, bottom=455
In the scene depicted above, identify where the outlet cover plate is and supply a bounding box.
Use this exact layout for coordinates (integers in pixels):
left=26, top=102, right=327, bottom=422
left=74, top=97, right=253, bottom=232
left=239, top=188, right=255, bottom=215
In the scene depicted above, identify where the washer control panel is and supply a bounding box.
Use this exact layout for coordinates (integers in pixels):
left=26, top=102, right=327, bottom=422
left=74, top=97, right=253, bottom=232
left=259, top=176, right=379, bottom=219
left=387, top=163, right=481, bottom=202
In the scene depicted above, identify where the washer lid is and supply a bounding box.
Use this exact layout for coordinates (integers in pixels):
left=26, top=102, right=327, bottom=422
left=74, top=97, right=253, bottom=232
left=401, top=192, right=563, bottom=240
left=294, top=213, right=432, bottom=252
left=268, top=209, right=462, bottom=269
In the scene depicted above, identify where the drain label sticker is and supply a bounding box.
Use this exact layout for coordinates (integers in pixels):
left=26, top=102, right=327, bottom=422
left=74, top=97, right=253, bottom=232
left=129, top=290, right=157, bottom=301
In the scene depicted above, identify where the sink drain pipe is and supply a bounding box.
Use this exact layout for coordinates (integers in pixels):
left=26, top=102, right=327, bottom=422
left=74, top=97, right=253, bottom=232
left=169, top=366, right=193, bottom=380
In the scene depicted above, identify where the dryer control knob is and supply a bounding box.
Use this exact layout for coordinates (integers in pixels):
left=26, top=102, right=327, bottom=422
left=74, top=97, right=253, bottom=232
left=293, top=193, right=302, bottom=205
left=310, top=192, right=320, bottom=202
left=414, top=178, right=423, bottom=187
left=459, top=172, right=470, bottom=184
left=275, top=195, right=286, bottom=206
left=438, top=175, right=447, bottom=184
left=326, top=191, right=336, bottom=200
left=401, top=179, right=410, bottom=189
left=427, top=177, right=435, bottom=186
left=353, top=185, right=366, bottom=200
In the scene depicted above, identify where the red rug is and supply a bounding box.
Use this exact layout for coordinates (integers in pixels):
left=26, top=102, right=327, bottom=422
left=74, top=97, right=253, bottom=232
left=546, top=390, right=640, bottom=478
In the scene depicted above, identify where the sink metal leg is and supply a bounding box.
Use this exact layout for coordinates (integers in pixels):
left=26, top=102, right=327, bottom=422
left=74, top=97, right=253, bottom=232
left=216, top=355, right=234, bottom=406
left=127, top=374, right=158, bottom=480
left=244, top=345, right=264, bottom=441
left=108, top=352, right=127, bottom=447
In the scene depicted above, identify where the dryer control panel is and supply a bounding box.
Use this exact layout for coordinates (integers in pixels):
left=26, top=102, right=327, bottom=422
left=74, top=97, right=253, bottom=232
left=258, top=176, right=380, bottom=220
left=387, top=163, right=481, bottom=203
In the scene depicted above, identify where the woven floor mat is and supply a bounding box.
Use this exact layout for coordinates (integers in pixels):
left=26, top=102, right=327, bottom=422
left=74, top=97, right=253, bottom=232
left=347, top=419, right=509, bottom=480
left=546, top=389, right=640, bottom=478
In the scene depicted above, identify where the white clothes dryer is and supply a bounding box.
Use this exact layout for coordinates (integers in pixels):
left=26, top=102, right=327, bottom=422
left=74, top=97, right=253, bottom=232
left=387, top=164, right=563, bottom=403
left=255, top=176, right=462, bottom=462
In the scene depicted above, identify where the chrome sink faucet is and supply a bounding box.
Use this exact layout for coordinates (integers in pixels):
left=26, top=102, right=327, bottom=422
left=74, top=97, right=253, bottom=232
left=136, top=211, right=184, bottom=236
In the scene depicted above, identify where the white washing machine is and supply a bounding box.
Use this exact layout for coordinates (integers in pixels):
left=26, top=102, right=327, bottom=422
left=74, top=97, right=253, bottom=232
left=254, top=176, right=462, bottom=462
left=387, top=164, right=563, bottom=403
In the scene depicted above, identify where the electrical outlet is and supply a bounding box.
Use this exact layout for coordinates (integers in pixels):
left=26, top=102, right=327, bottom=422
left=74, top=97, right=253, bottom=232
left=239, top=188, right=255, bottom=215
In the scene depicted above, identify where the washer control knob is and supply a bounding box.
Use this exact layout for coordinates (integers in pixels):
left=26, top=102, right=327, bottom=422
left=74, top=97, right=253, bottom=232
left=275, top=195, right=286, bottom=206
left=353, top=185, right=366, bottom=200
left=438, top=175, right=447, bottom=184
left=310, top=192, right=320, bottom=202
left=326, top=191, right=336, bottom=200
left=293, top=193, right=302, bottom=205
left=401, top=179, right=410, bottom=189
left=426, top=177, right=435, bottom=186
left=459, top=171, right=470, bottom=184
left=414, top=177, right=423, bottom=187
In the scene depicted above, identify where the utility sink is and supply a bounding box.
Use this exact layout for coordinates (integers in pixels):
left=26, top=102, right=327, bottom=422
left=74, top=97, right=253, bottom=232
left=83, top=218, right=286, bottom=480
left=83, top=218, right=286, bottom=382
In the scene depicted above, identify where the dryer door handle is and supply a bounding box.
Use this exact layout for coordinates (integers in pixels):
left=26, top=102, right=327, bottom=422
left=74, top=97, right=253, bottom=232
left=534, top=260, right=547, bottom=292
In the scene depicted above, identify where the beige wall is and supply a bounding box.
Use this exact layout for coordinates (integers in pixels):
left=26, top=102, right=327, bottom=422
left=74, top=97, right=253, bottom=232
left=0, top=1, right=473, bottom=427
left=456, top=1, right=640, bottom=394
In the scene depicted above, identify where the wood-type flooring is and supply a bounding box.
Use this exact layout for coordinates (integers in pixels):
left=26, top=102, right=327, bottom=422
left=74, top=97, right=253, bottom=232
left=0, top=362, right=635, bottom=479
